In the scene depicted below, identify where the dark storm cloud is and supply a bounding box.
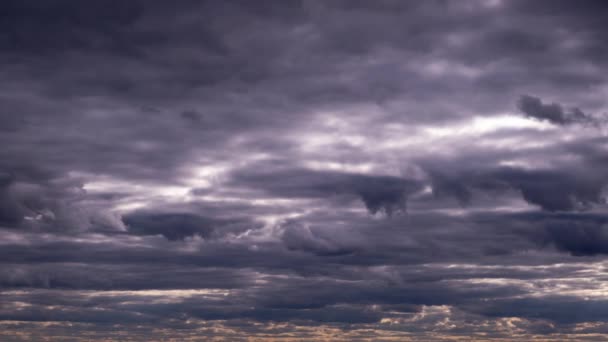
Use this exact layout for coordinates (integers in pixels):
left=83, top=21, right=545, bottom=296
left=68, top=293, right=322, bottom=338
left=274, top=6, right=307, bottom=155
left=2, top=207, right=607, bottom=335
left=0, top=0, right=142, bottom=54
left=541, top=222, right=608, bottom=256
left=469, top=296, right=608, bottom=324
left=426, top=163, right=608, bottom=212
left=0, top=209, right=584, bottom=274
left=518, top=95, right=597, bottom=126
left=0, top=173, right=21, bottom=226
left=491, top=167, right=606, bottom=211
left=501, top=211, right=608, bottom=256
left=0, top=170, right=108, bottom=232
left=227, top=166, right=423, bottom=215
left=0, top=263, right=254, bottom=290
left=122, top=211, right=257, bottom=241
left=2, top=0, right=608, bottom=340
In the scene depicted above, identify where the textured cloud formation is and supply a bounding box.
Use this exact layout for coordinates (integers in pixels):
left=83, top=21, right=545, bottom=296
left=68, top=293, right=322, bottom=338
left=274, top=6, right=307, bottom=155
left=2, top=1, right=608, bottom=341
left=518, top=95, right=597, bottom=126
left=227, top=166, right=423, bottom=215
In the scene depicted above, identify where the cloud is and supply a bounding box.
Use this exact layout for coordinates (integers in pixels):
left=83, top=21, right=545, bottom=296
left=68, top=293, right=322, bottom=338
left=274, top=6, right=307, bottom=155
left=0, top=0, right=142, bottom=54
left=492, top=167, right=606, bottom=211
left=2, top=0, right=608, bottom=340
left=122, top=211, right=255, bottom=241
left=227, top=166, right=423, bottom=215
left=427, top=164, right=607, bottom=212
left=123, top=212, right=218, bottom=241
left=0, top=171, right=117, bottom=232
left=507, top=212, right=608, bottom=256
left=517, top=95, right=597, bottom=126
left=543, top=223, right=608, bottom=256
left=469, top=296, right=608, bottom=324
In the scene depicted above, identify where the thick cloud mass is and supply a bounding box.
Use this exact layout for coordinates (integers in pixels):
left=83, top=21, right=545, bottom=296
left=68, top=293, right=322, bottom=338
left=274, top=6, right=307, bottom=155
left=2, top=1, right=608, bottom=341
left=517, top=95, right=597, bottom=126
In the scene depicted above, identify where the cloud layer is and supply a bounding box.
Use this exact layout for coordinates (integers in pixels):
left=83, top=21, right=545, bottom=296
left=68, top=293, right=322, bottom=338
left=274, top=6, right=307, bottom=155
left=2, top=1, right=608, bottom=340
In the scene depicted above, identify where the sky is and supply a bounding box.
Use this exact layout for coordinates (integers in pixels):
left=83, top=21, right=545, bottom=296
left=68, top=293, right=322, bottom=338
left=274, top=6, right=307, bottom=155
left=2, top=0, right=608, bottom=341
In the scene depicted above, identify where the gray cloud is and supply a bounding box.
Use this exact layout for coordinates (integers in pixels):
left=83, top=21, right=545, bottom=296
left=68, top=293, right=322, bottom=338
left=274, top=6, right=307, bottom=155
left=226, top=165, right=423, bottom=215
left=425, top=158, right=608, bottom=212
left=123, top=211, right=258, bottom=241
left=2, top=0, right=608, bottom=340
left=518, top=95, right=597, bottom=126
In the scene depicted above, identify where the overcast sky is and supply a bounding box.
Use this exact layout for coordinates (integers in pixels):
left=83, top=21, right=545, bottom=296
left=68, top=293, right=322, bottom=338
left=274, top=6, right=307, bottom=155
left=2, top=1, right=608, bottom=341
